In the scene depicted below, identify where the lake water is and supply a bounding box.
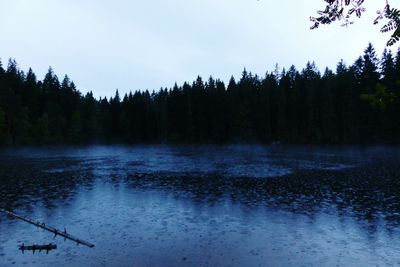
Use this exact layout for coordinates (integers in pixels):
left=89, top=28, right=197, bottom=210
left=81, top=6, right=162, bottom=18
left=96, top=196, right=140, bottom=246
left=0, top=145, right=399, bottom=266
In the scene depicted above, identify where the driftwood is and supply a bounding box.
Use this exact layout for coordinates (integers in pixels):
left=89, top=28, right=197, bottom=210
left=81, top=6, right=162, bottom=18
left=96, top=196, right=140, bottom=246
left=19, top=243, right=57, bottom=254
left=0, top=208, right=95, bottom=248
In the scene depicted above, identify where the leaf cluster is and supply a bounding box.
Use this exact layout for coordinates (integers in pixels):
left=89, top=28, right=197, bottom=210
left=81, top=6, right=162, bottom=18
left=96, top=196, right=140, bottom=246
left=374, top=5, right=400, bottom=45
left=360, top=83, right=398, bottom=110
left=311, top=0, right=400, bottom=46
left=310, top=0, right=366, bottom=29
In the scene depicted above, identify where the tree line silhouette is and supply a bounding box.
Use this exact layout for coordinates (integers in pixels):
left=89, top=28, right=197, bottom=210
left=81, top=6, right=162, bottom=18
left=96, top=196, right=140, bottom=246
left=0, top=43, right=399, bottom=145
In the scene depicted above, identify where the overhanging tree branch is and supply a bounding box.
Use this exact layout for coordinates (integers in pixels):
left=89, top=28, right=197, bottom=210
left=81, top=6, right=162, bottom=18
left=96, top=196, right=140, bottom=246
left=311, top=0, right=400, bottom=46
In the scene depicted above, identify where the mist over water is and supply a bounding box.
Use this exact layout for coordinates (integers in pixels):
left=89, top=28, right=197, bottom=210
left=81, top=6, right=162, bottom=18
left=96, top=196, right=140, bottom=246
left=0, top=145, right=399, bottom=266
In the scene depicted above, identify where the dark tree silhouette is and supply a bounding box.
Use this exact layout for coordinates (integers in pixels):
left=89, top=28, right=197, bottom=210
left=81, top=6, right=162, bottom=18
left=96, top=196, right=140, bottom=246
left=0, top=43, right=400, bottom=146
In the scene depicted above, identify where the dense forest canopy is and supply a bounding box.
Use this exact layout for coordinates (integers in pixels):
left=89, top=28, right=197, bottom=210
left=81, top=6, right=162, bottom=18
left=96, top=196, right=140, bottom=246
left=0, top=43, right=400, bottom=145
left=311, top=0, right=400, bottom=45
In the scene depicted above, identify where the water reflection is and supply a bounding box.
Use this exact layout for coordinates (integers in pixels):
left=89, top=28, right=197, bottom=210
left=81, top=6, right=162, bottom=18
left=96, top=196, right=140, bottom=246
left=0, top=145, right=399, bottom=266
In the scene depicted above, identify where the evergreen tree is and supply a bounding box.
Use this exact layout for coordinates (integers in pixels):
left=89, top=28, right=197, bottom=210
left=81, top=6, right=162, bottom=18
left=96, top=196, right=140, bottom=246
left=81, top=92, right=99, bottom=143
left=361, top=43, right=380, bottom=93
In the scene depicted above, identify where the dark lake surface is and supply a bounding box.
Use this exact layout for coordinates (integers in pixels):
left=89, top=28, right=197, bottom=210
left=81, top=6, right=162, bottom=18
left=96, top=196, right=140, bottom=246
left=0, top=145, right=400, bottom=266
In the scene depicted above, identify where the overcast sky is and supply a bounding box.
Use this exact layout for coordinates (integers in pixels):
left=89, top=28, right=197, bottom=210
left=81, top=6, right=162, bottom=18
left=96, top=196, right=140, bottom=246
left=1, top=0, right=398, bottom=97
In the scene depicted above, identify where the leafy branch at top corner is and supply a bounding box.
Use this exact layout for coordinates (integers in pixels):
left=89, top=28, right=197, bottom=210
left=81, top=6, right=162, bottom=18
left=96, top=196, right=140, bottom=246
left=310, top=0, right=400, bottom=46
left=374, top=4, right=400, bottom=46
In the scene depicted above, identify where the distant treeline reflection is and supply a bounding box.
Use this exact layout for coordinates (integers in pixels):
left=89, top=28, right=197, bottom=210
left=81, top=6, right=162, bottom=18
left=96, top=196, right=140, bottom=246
left=0, top=43, right=400, bottom=145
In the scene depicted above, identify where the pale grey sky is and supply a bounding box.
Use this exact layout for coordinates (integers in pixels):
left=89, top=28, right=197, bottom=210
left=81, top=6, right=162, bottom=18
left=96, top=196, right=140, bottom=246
left=1, top=0, right=398, bottom=97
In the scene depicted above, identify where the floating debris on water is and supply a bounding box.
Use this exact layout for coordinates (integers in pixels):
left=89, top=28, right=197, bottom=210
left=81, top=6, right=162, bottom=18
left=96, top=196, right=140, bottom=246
left=0, top=208, right=95, bottom=248
left=18, top=243, right=57, bottom=254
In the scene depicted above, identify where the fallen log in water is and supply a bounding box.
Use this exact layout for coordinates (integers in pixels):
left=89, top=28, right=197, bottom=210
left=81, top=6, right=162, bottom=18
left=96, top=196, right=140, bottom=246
left=0, top=208, right=95, bottom=248
left=19, top=243, right=57, bottom=254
